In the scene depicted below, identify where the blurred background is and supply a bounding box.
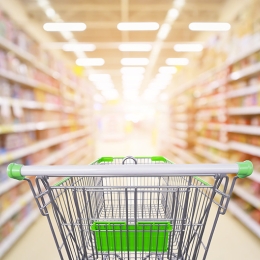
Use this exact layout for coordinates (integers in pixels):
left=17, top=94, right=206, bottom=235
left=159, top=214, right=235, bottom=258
left=0, top=0, right=260, bottom=259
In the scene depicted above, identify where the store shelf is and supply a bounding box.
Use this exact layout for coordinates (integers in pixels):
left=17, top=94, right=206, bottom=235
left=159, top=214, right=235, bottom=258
left=0, top=120, right=73, bottom=134
left=227, top=42, right=260, bottom=65
left=173, top=114, right=188, bottom=121
left=195, top=147, right=229, bottom=163
left=0, top=191, right=33, bottom=226
left=77, top=153, right=93, bottom=164
left=229, top=141, right=260, bottom=157
left=228, top=106, right=260, bottom=115
left=228, top=124, right=260, bottom=135
left=0, top=209, right=40, bottom=259
left=195, top=122, right=227, bottom=131
left=249, top=171, right=260, bottom=183
left=228, top=200, right=260, bottom=238
left=170, top=136, right=188, bottom=148
left=0, top=36, right=76, bottom=90
left=229, top=62, right=260, bottom=81
left=197, top=137, right=229, bottom=151
left=170, top=156, right=185, bottom=164
left=36, top=136, right=90, bottom=165
left=69, top=146, right=92, bottom=164
left=0, top=179, right=18, bottom=196
left=0, top=97, right=62, bottom=111
left=0, top=176, right=59, bottom=227
left=0, top=128, right=89, bottom=164
left=226, top=85, right=260, bottom=99
left=171, top=145, right=200, bottom=164
left=0, top=68, right=59, bottom=95
left=196, top=93, right=226, bottom=108
left=175, top=105, right=187, bottom=113
left=233, top=185, right=260, bottom=209
left=0, top=137, right=90, bottom=194
left=172, top=122, right=188, bottom=131
left=173, top=130, right=188, bottom=139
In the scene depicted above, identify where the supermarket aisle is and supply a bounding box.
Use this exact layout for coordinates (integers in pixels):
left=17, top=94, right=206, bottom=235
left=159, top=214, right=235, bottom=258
left=2, top=131, right=260, bottom=260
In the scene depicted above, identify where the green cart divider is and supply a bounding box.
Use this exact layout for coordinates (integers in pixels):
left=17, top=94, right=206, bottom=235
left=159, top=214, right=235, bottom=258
left=91, top=221, right=172, bottom=252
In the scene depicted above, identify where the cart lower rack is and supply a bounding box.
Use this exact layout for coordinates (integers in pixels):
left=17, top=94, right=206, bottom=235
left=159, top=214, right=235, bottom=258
left=7, top=156, right=253, bottom=260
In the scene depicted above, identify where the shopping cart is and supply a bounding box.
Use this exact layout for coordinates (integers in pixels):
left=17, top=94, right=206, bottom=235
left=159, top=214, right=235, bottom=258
left=7, top=156, right=253, bottom=260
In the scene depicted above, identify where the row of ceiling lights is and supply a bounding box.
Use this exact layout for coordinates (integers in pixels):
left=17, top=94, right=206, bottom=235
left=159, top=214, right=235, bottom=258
left=37, top=0, right=230, bottom=101
left=43, top=22, right=231, bottom=32
left=44, top=22, right=230, bottom=67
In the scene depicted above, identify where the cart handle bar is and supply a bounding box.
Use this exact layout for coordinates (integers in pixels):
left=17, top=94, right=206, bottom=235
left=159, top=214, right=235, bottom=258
left=7, top=161, right=253, bottom=181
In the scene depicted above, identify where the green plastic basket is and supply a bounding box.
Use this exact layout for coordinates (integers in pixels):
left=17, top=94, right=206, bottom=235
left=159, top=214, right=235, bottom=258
left=91, top=221, right=172, bottom=252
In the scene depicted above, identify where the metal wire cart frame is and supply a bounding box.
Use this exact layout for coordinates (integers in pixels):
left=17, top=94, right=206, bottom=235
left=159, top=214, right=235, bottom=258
left=7, top=156, right=253, bottom=260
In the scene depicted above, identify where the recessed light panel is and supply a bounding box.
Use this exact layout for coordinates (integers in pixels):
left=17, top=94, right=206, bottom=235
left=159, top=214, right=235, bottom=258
left=63, top=43, right=96, bottom=51
left=76, top=58, right=105, bottom=66
left=121, top=58, right=149, bottom=66
left=43, top=23, right=86, bottom=31
left=174, top=44, right=203, bottom=52
left=117, top=22, right=159, bottom=31
left=166, top=58, right=189, bottom=66
left=119, top=44, right=152, bottom=52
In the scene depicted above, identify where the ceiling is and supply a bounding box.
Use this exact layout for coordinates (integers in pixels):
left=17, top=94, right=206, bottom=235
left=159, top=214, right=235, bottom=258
left=20, top=0, right=227, bottom=101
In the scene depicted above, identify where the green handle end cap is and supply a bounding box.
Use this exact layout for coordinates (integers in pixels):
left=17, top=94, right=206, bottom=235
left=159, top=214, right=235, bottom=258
left=7, top=163, right=24, bottom=180
left=237, top=160, right=253, bottom=178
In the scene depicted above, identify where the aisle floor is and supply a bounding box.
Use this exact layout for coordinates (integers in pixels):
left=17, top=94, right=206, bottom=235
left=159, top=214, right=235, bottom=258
left=2, top=131, right=260, bottom=260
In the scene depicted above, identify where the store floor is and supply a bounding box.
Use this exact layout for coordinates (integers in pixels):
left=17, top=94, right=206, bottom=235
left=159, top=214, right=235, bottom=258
left=2, top=131, right=260, bottom=260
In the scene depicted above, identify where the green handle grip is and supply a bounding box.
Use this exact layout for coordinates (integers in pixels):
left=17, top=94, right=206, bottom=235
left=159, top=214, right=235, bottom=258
left=237, top=160, right=253, bottom=178
left=7, top=163, right=24, bottom=180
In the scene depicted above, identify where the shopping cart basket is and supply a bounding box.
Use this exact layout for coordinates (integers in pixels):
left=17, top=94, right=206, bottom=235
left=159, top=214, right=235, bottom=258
left=7, top=156, right=253, bottom=260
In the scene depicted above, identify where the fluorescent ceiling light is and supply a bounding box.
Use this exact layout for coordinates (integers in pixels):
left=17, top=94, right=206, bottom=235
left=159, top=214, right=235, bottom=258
left=37, top=0, right=49, bottom=8
left=94, top=94, right=105, bottom=103
left=121, top=58, right=149, bottom=66
left=174, top=0, right=186, bottom=8
left=144, top=90, right=161, bottom=96
left=43, top=23, right=86, bottom=31
left=60, top=31, right=74, bottom=41
left=156, top=73, right=172, bottom=80
left=122, top=81, right=142, bottom=87
left=95, top=81, right=114, bottom=86
left=76, top=58, right=105, bottom=66
left=96, top=85, right=114, bottom=90
left=120, top=67, right=146, bottom=74
left=157, top=23, right=171, bottom=40
left=88, top=74, right=111, bottom=81
left=63, top=43, right=96, bottom=51
left=174, top=43, right=203, bottom=52
left=45, top=8, right=55, bottom=18
left=102, top=89, right=119, bottom=100
left=123, top=83, right=141, bottom=89
left=150, top=85, right=167, bottom=90
left=189, top=22, right=231, bottom=31
left=117, top=22, right=159, bottom=31
left=166, top=58, right=189, bottom=65
left=96, top=81, right=113, bottom=86
left=123, top=85, right=140, bottom=89
left=167, top=8, right=179, bottom=19
left=159, top=66, right=177, bottom=74
left=160, top=93, right=169, bottom=101
left=119, top=44, right=152, bottom=52
left=102, top=89, right=118, bottom=95
left=149, top=82, right=168, bottom=89
left=122, top=74, right=144, bottom=81
left=124, top=90, right=139, bottom=94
